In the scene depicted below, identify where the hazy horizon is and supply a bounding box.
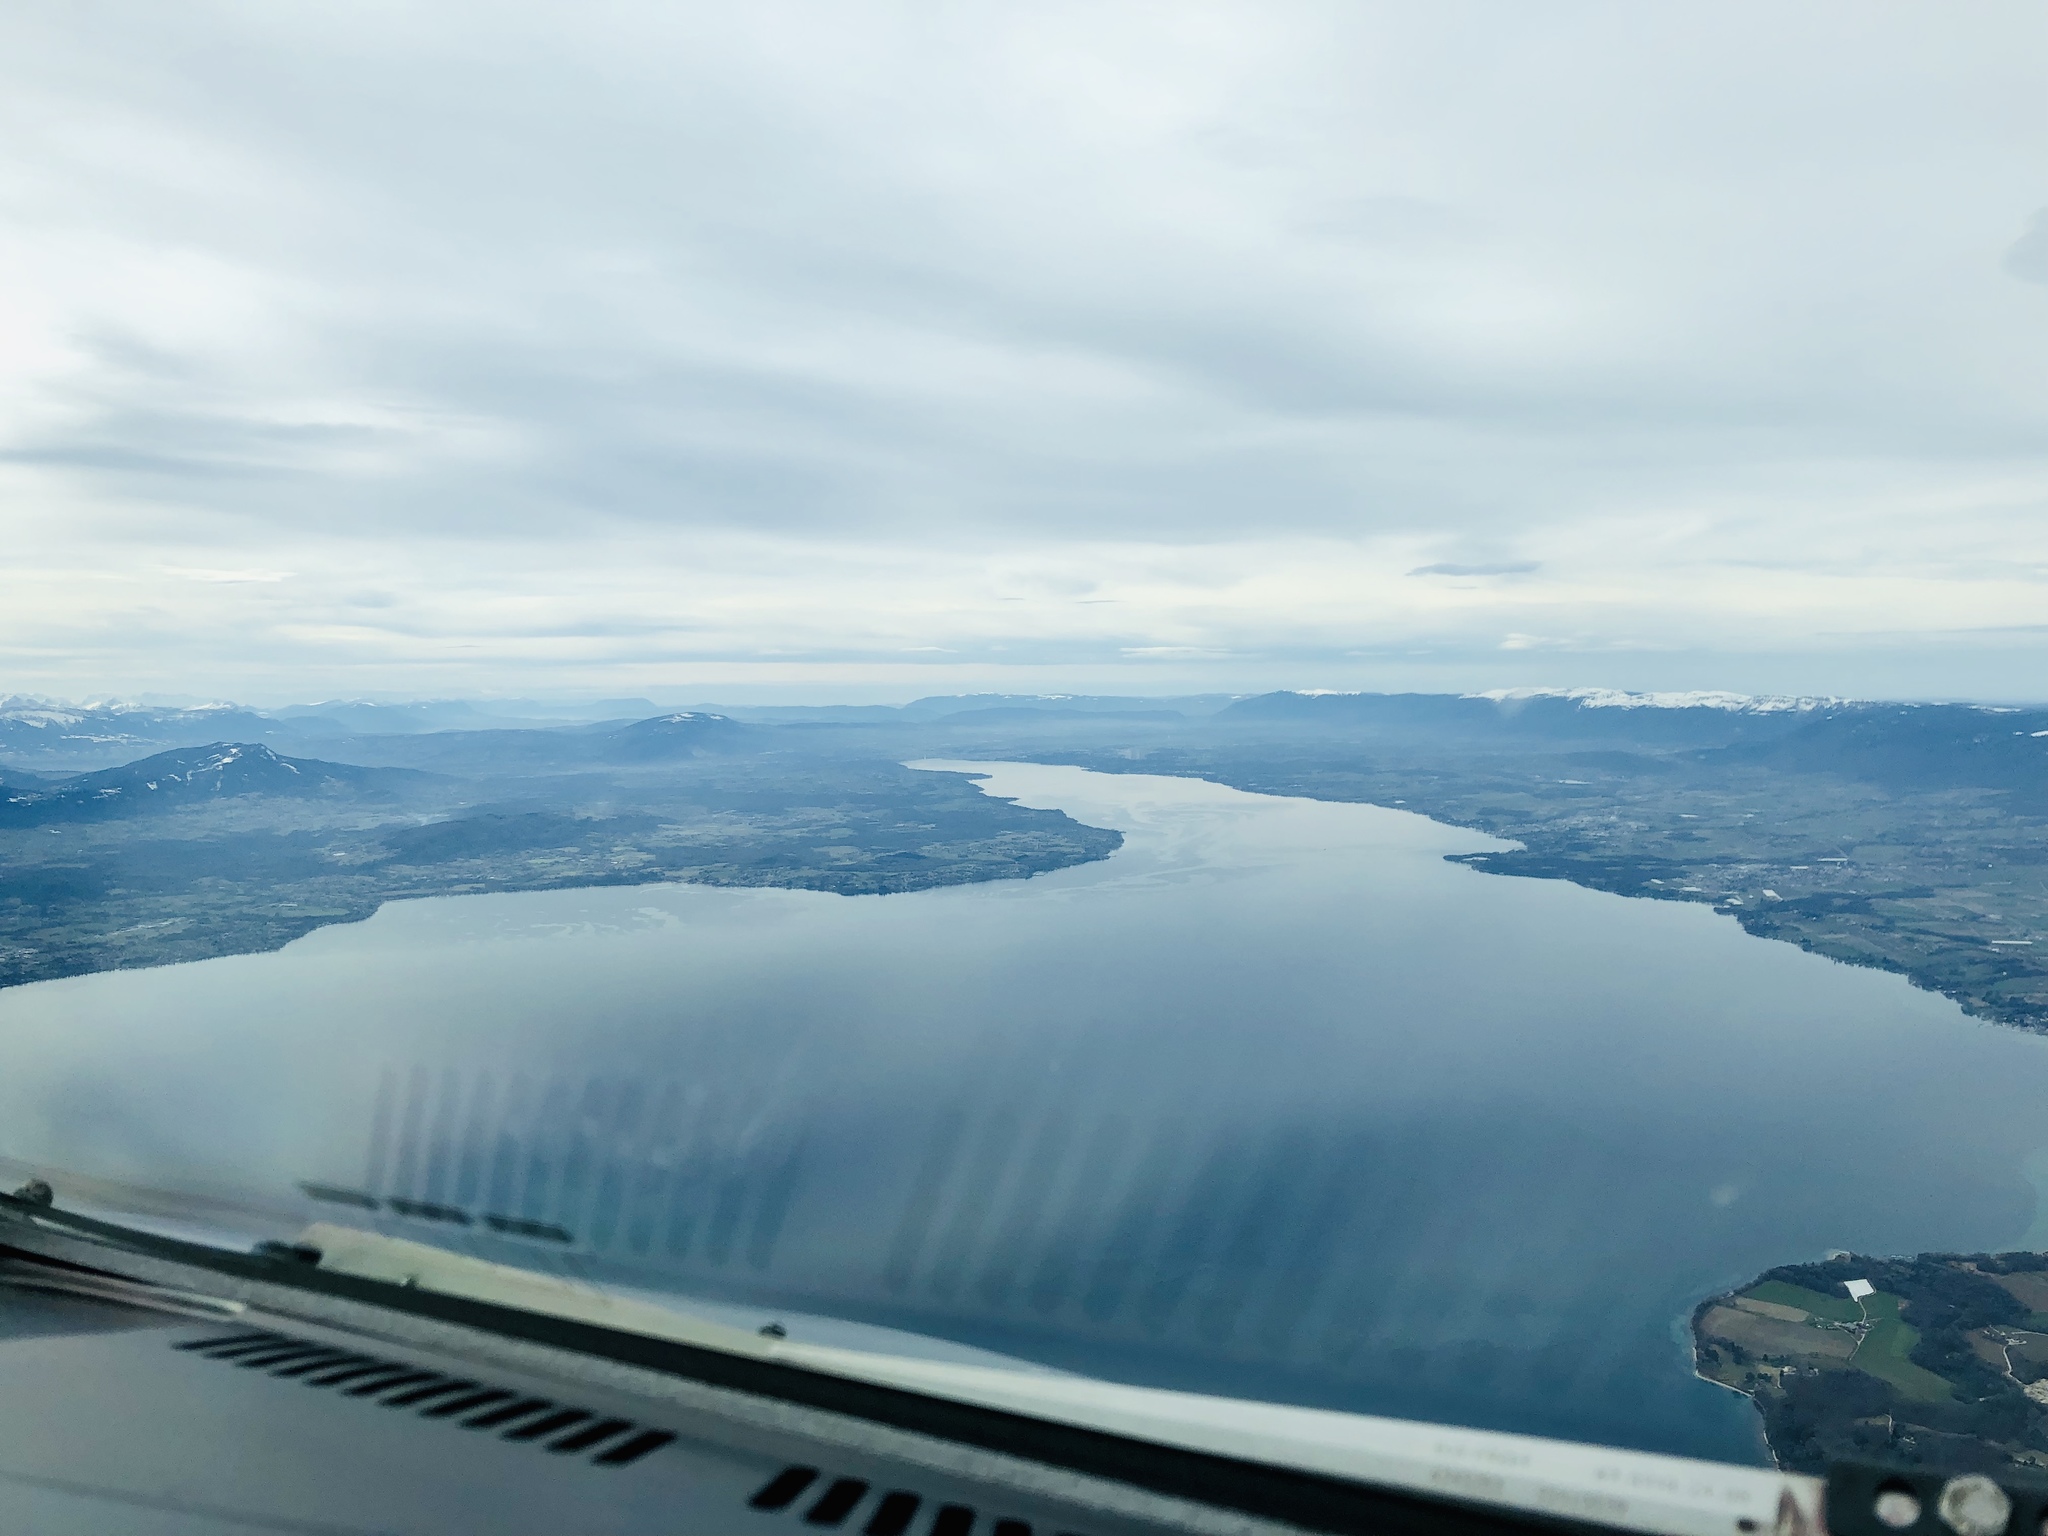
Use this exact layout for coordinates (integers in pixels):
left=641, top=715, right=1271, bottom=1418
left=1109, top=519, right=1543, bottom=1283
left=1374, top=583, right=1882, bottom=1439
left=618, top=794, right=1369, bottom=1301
left=6, top=679, right=2044, bottom=716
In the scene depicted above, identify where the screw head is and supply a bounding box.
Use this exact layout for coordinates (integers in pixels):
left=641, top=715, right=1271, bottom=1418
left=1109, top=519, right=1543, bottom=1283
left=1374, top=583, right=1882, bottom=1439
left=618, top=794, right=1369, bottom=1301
left=1938, top=1476, right=2012, bottom=1536
left=1876, top=1489, right=1923, bottom=1529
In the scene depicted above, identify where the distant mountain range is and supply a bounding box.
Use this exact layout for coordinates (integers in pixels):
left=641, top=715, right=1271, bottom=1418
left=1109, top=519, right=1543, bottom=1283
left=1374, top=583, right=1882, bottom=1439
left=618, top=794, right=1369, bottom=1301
left=1714, top=703, right=2048, bottom=797
left=0, top=697, right=751, bottom=773
left=0, top=699, right=293, bottom=770
left=3, top=690, right=2045, bottom=803
left=0, top=744, right=433, bottom=824
left=1211, top=691, right=2048, bottom=797
left=271, top=698, right=663, bottom=735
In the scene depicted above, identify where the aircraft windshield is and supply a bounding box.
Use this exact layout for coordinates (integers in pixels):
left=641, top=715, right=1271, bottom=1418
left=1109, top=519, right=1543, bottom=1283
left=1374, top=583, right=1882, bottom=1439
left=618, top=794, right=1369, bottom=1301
left=3, top=0, right=2046, bottom=1500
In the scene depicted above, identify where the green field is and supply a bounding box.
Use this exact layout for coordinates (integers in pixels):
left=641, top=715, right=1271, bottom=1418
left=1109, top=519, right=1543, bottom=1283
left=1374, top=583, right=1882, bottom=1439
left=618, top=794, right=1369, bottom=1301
left=1850, top=1294, right=1953, bottom=1402
left=1746, top=1281, right=1862, bottom=1324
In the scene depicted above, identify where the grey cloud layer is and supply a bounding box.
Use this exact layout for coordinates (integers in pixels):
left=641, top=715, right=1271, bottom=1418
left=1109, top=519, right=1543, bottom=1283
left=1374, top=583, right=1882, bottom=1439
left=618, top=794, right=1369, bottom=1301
left=0, top=1, right=2044, bottom=697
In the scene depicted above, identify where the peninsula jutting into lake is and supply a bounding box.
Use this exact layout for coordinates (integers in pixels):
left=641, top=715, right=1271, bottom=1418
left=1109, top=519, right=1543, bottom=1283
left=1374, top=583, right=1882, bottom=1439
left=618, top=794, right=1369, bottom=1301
left=1696, top=1251, right=2048, bottom=1478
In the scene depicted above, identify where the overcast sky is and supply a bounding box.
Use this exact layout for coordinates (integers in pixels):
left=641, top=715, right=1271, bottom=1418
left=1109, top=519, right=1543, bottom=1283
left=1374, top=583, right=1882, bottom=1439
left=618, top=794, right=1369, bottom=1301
left=2, top=2, right=2044, bottom=705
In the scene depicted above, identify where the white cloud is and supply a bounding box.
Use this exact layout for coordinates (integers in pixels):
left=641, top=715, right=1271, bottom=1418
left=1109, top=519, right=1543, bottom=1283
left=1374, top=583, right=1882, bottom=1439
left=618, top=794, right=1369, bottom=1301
left=0, top=1, right=2043, bottom=701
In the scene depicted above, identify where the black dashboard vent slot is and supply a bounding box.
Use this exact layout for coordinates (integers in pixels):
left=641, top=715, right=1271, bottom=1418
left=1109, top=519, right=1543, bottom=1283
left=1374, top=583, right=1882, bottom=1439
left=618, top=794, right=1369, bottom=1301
left=752, top=1467, right=821, bottom=1511
left=865, top=1491, right=922, bottom=1536
left=346, top=1367, right=438, bottom=1397
left=383, top=1377, right=480, bottom=1409
left=173, top=1330, right=670, bottom=1470
left=747, top=1465, right=1073, bottom=1536
left=550, top=1417, right=636, bottom=1455
left=423, top=1387, right=512, bottom=1419
left=505, top=1407, right=589, bottom=1442
left=464, top=1395, right=553, bottom=1429
left=805, top=1477, right=871, bottom=1526
left=594, top=1428, right=677, bottom=1467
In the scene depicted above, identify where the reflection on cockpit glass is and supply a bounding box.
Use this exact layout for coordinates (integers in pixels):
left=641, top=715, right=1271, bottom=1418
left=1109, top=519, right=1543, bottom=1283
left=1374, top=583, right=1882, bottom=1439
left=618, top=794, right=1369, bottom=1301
left=2, top=6, right=2046, bottom=1535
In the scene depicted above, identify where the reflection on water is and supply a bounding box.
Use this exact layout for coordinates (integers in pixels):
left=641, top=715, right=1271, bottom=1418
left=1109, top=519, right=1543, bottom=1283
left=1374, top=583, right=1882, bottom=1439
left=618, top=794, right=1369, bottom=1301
left=8, top=762, right=2048, bottom=1465
left=359, top=1063, right=809, bottom=1266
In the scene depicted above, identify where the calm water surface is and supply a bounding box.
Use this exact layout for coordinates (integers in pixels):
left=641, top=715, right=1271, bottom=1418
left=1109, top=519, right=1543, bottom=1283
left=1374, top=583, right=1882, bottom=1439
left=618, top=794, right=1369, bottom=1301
left=8, top=762, right=2048, bottom=1464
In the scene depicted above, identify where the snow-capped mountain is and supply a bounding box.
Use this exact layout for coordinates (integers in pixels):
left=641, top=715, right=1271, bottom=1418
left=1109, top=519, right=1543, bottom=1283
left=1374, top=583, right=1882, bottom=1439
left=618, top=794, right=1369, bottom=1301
left=0, top=697, right=290, bottom=771
left=0, top=743, right=428, bottom=822
left=1462, top=687, right=1841, bottom=713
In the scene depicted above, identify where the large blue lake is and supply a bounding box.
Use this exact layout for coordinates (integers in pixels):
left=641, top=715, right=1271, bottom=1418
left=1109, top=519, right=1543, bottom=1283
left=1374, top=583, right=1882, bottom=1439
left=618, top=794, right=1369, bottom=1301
left=7, top=762, right=2048, bottom=1464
